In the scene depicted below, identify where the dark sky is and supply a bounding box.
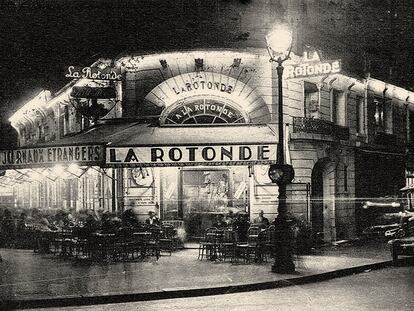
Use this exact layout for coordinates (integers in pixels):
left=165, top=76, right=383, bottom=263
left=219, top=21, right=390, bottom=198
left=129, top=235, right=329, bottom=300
left=1, top=0, right=414, bottom=147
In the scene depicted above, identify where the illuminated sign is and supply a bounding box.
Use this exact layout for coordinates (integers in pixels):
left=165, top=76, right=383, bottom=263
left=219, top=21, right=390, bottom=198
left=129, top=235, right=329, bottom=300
left=0, top=145, right=104, bottom=169
left=145, top=72, right=241, bottom=108
left=162, top=99, right=246, bottom=124
left=70, top=86, right=117, bottom=99
left=285, top=60, right=341, bottom=79
left=107, top=144, right=277, bottom=167
left=65, top=66, right=122, bottom=81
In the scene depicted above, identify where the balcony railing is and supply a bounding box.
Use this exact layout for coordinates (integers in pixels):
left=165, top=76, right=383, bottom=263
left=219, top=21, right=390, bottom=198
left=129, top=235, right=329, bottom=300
left=292, top=117, right=350, bottom=140
left=373, top=132, right=397, bottom=145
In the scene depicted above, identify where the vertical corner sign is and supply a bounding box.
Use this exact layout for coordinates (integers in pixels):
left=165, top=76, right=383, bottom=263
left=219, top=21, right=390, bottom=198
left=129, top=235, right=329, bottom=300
left=284, top=59, right=341, bottom=79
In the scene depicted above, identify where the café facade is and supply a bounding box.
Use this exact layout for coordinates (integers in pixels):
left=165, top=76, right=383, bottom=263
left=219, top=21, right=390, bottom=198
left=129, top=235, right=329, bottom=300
left=2, top=48, right=414, bottom=241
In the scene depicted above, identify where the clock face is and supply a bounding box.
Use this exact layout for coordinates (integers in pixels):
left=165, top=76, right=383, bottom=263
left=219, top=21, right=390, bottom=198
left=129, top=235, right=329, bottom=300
left=254, top=165, right=272, bottom=184
left=131, top=168, right=153, bottom=187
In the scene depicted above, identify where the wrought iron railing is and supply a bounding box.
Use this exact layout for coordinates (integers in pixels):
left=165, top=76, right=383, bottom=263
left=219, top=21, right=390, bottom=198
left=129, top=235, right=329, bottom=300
left=292, top=117, right=350, bottom=140
left=373, top=132, right=397, bottom=145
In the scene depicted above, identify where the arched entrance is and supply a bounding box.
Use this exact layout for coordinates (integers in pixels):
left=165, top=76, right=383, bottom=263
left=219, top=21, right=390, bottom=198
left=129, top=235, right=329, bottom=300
left=311, top=158, right=336, bottom=242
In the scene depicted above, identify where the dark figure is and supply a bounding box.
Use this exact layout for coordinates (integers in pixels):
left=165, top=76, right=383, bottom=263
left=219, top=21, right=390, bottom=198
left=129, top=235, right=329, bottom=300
left=1, top=209, right=15, bottom=247
left=253, top=210, right=270, bottom=229
left=224, top=210, right=234, bottom=226
left=84, top=213, right=100, bottom=235
left=145, top=211, right=160, bottom=226
left=213, top=214, right=227, bottom=229
left=16, top=212, right=28, bottom=231
left=121, top=209, right=140, bottom=228
left=233, top=213, right=250, bottom=242
left=101, top=212, right=121, bottom=233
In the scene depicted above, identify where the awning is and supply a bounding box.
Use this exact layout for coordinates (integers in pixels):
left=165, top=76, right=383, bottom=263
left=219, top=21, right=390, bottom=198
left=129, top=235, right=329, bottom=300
left=106, top=123, right=278, bottom=167
left=400, top=184, right=414, bottom=192
left=107, top=123, right=277, bottom=146
left=0, top=122, right=278, bottom=169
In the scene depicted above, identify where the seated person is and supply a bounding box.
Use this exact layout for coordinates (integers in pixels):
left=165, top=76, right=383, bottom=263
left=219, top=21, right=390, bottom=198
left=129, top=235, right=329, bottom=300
left=253, top=210, right=270, bottom=229
left=224, top=210, right=234, bottom=226
left=146, top=211, right=160, bottom=226
left=213, top=214, right=227, bottom=229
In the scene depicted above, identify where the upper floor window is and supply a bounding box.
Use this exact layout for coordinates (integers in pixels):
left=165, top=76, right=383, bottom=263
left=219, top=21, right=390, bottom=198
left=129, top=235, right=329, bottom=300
left=374, top=98, right=384, bottom=128
left=374, top=97, right=393, bottom=134
left=356, top=96, right=365, bottom=134
left=37, top=124, right=44, bottom=141
left=331, top=89, right=346, bottom=126
left=304, top=82, right=319, bottom=118
left=409, top=110, right=414, bottom=144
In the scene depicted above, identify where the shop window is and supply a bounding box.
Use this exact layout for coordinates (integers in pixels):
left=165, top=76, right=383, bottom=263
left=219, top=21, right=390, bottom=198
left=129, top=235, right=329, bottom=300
left=304, top=82, right=319, bottom=118
left=160, top=167, right=249, bottom=240
left=331, top=89, right=346, bottom=126
left=356, top=96, right=365, bottom=134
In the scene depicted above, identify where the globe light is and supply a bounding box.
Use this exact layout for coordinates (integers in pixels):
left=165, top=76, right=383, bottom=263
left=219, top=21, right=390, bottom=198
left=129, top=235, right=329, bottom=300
left=265, top=26, right=293, bottom=58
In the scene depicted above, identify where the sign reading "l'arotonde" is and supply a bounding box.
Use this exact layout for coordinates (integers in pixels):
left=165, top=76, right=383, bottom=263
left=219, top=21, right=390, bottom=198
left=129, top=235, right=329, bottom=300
left=284, top=59, right=341, bottom=79
left=107, top=144, right=277, bottom=167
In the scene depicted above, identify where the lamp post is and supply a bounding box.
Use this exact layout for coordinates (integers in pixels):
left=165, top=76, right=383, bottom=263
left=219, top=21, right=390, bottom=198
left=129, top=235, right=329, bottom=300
left=266, top=26, right=295, bottom=273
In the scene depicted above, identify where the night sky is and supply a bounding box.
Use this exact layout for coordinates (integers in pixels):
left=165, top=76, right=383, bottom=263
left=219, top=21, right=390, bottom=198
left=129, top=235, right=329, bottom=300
left=1, top=0, right=414, bottom=148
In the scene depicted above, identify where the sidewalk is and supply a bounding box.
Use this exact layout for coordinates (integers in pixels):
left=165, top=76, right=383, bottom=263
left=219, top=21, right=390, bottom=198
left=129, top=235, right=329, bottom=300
left=0, top=240, right=392, bottom=309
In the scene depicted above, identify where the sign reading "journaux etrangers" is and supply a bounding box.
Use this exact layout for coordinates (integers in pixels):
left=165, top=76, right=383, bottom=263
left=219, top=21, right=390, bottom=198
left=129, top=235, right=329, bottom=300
left=0, top=145, right=104, bottom=169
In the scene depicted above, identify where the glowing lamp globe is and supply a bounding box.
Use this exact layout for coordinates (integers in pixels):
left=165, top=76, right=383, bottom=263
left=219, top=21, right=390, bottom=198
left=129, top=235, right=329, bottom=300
left=266, top=27, right=293, bottom=57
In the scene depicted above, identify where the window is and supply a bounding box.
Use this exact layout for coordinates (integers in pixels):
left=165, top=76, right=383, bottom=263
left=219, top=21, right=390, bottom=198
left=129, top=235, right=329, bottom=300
left=332, top=89, right=346, bottom=126
left=356, top=96, right=365, bottom=134
left=304, top=82, right=319, bottom=118
left=344, top=165, right=348, bottom=192
left=37, top=125, right=44, bottom=141
left=374, top=97, right=392, bottom=134
left=374, top=98, right=384, bottom=129
left=409, top=110, right=414, bottom=144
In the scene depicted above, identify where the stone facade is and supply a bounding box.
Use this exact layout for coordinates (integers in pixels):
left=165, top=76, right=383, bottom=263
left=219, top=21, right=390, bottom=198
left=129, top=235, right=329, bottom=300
left=5, top=49, right=414, bottom=241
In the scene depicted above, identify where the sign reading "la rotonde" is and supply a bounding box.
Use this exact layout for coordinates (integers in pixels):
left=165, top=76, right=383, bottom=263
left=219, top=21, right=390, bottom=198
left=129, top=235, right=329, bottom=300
left=107, top=144, right=277, bottom=167
left=284, top=59, right=341, bottom=79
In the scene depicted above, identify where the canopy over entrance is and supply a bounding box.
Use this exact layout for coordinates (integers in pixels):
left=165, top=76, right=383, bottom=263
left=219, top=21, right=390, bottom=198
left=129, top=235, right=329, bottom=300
left=0, top=121, right=278, bottom=171
left=105, top=123, right=278, bottom=167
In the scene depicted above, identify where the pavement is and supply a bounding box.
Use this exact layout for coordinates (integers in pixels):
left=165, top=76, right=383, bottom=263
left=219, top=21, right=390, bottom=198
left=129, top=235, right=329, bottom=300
left=25, top=265, right=414, bottom=311
left=0, top=240, right=395, bottom=309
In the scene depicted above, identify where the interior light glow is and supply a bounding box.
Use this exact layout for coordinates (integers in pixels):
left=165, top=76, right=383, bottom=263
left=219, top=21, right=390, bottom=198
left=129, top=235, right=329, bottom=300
left=52, top=164, right=65, bottom=176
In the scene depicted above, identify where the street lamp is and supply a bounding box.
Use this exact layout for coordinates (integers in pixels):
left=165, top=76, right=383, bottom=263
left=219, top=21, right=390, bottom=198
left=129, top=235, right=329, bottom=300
left=266, top=25, right=296, bottom=273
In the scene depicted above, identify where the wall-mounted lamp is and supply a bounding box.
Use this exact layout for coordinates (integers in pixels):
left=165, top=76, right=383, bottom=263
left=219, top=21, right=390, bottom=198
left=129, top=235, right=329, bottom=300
left=232, top=58, right=242, bottom=67
left=383, top=86, right=388, bottom=97
left=328, top=77, right=338, bottom=87
left=195, top=58, right=204, bottom=71
left=248, top=165, right=253, bottom=177
left=160, top=59, right=168, bottom=69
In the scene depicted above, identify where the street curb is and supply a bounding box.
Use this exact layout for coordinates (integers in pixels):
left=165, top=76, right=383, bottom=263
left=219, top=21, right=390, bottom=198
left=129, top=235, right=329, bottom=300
left=1, top=260, right=394, bottom=310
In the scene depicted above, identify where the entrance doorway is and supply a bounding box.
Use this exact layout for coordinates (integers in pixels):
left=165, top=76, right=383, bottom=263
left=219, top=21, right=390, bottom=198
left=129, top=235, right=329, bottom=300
left=180, top=169, right=231, bottom=239
left=311, top=159, right=336, bottom=242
